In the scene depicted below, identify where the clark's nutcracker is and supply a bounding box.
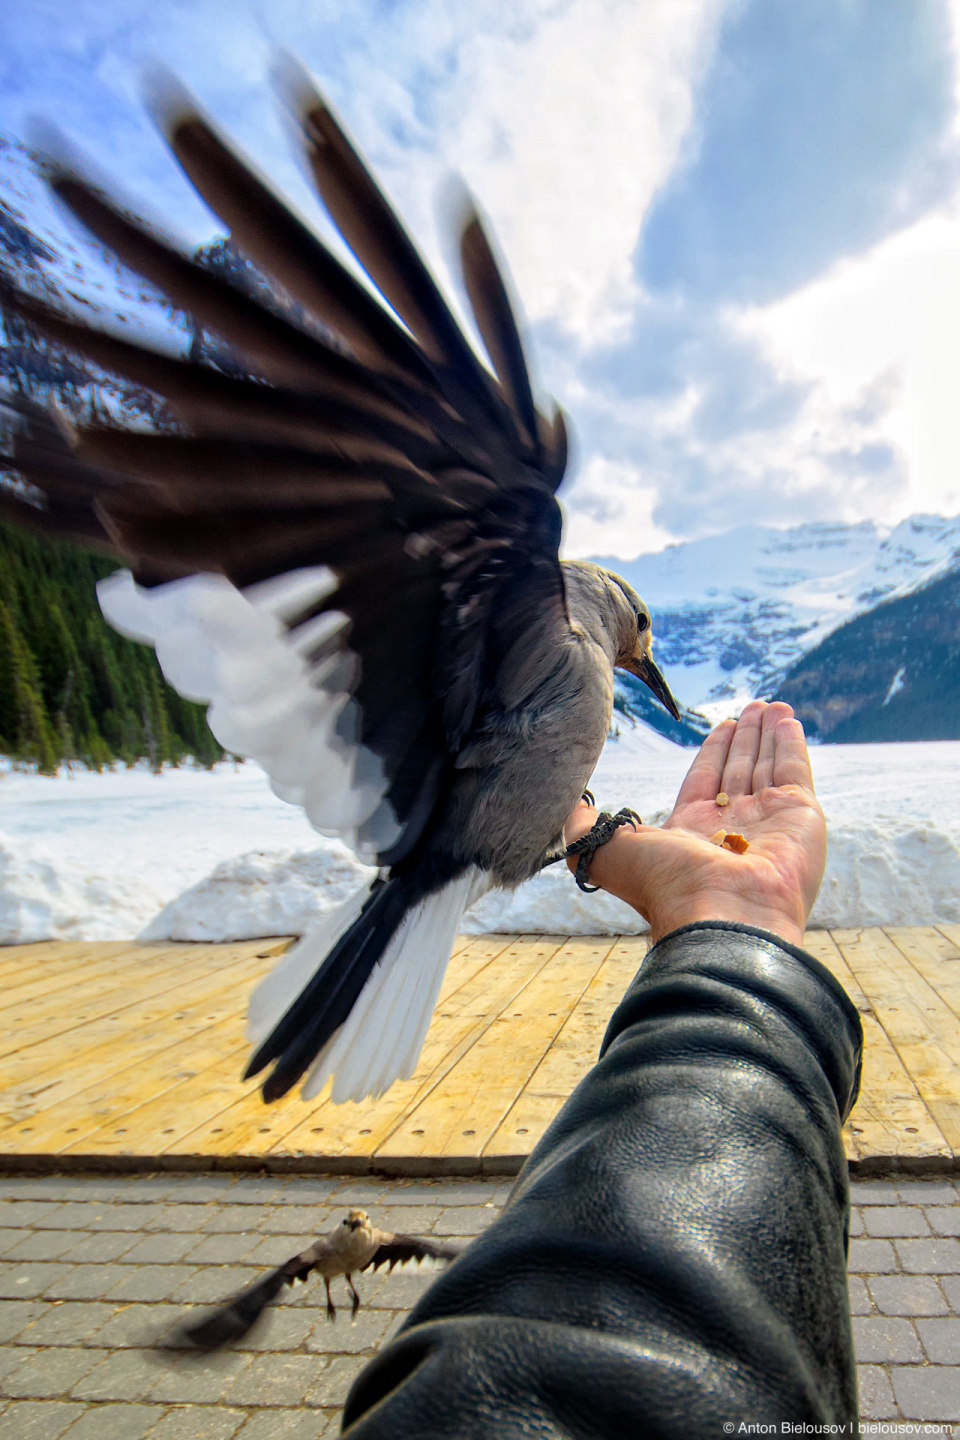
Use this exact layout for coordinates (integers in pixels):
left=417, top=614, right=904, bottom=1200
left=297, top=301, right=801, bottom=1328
left=172, top=1208, right=462, bottom=1346
left=0, top=66, right=679, bottom=1105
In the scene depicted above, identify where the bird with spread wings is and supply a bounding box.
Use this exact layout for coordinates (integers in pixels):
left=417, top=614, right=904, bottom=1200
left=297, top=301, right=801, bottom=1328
left=0, top=64, right=679, bottom=1106
left=171, top=1207, right=462, bottom=1347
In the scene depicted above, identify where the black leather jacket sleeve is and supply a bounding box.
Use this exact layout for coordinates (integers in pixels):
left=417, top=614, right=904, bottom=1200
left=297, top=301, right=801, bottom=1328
left=342, top=922, right=864, bottom=1439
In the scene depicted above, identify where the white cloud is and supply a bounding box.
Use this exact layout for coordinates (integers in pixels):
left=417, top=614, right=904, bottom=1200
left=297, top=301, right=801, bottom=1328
left=740, top=203, right=960, bottom=520
left=560, top=454, right=674, bottom=557
left=0, top=0, right=729, bottom=342
left=417, top=0, right=729, bottom=343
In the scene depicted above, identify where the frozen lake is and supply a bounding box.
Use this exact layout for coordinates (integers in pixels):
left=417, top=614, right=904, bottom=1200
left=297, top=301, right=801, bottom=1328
left=3, top=731, right=960, bottom=941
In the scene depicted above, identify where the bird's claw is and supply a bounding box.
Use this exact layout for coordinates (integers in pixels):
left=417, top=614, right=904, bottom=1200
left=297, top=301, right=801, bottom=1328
left=565, top=806, right=642, bottom=893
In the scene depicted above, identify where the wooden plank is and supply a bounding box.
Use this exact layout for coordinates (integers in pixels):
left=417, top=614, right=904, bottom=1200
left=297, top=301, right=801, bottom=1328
left=934, top=923, right=960, bottom=952
left=0, top=956, right=273, bottom=1132
left=0, top=941, right=209, bottom=1013
left=0, top=965, right=252, bottom=1097
left=170, top=935, right=538, bottom=1161
left=0, top=941, right=290, bottom=1145
left=0, top=930, right=955, bottom=1171
left=0, top=942, right=133, bottom=989
left=0, top=942, right=282, bottom=1082
left=0, top=942, right=232, bottom=1028
left=0, top=941, right=277, bottom=1061
left=802, top=930, right=870, bottom=1008
left=803, top=931, right=949, bottom=1163
left=36, top=937, right=289, bottom=1157
left=886, top=926, right=960, bottom=1023
left=483, top=936, right=648, bottom=1157
left=0, top=942, right=71, bottom=964
left=834, top=927, right=960, bottom=1152
left=380, top=936, right=616, bottom=1167
left=0, top=1003, right=257, bottom=1155
left=59, top=1043, right=257, bottom=1158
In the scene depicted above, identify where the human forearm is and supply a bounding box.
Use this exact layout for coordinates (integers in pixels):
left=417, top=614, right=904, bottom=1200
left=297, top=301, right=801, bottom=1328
left=341, top=924, right=863, bottom=1438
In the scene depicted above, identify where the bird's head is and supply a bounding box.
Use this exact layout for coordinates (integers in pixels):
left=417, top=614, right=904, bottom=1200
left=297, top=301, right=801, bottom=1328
left=562, top=561, right=680, bottom=721
left=343, top=1208, right=370, bottom=1233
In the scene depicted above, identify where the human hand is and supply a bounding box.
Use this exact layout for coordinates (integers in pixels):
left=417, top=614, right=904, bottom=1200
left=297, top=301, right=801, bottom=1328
left=565, top=701, right=825, bottom=947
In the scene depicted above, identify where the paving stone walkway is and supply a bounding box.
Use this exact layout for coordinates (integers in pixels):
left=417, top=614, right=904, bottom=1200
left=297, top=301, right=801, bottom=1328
left=0, top=1173, right=956, bottom=1435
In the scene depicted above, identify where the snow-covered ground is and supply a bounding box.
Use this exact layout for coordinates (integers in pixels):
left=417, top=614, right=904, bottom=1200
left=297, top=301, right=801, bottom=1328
left=2, top=729, right=960, bottom=942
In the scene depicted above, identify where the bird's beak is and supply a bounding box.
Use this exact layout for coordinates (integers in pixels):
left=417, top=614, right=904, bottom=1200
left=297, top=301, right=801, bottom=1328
left=621, top=653, right=681, bottom=721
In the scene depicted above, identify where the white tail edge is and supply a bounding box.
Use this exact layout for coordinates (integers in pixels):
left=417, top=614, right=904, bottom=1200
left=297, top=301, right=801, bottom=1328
left=246, top=870, right=482, bottom=1105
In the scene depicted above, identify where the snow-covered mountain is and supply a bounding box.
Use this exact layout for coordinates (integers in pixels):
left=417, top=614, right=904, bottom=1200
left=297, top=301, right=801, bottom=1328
left=0, top=134, right=185, bottom=349
left=591, top=515, right=960, bottom=718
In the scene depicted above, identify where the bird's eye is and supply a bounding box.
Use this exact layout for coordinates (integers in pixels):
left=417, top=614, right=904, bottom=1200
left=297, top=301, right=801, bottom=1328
left=636, top=612, right=649, bottom=633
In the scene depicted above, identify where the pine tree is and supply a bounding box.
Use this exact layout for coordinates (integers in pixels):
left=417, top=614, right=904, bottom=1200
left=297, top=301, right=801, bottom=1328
left=0, top=598, right=58, bottom=773
left=0, top=519, right=225, bottom=770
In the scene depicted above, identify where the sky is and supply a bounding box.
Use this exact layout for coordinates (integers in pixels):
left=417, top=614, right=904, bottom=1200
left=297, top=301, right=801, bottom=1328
left=2, top=0, right=960, bottom=559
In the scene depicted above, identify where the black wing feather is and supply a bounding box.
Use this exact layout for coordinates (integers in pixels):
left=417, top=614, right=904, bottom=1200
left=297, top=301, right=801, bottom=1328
left=160, top=101, right=434, bottom=385
left=459, top=207, right=539, bottom=456
left=365, top=1235, right=464, bottom=1271
left=172, top=1247, right=317, bottom=1350
left=1, top=71, right=570, bottom=863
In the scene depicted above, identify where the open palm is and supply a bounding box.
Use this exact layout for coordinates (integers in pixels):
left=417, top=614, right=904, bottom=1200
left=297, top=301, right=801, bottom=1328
left=567, top=702, right=826, bottom=946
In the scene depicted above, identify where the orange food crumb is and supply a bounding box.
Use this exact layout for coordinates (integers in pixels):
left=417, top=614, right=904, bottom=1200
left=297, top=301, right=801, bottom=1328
left=721, top=831, right=750, bottom=855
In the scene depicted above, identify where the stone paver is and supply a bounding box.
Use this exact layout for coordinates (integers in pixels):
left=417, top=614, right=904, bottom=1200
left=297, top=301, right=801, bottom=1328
left=867, top=1274, right=951, bottom=1316
left=0, top=1172, right=956, bottom=1429
left=852, top=1316, right=924, bottom=1363
left=918, top=1318, right=960, bottom=1364
left=150, top=1406, right=247, bottom=1438
left=0, top=1400, right=88, bottom=1438
left=862, top=1206, right=932, bottom=1237
left=892, top=1365, right=960, bottom=1421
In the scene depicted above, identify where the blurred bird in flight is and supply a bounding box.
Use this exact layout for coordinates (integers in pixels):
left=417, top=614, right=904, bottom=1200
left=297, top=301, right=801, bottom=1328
left=172, top=1207, right=462, bottom=1347
left=0, top=60, right=679, bottom=1104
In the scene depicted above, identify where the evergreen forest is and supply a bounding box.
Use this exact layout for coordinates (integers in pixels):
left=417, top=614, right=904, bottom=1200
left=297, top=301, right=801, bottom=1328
left=0, top=520, right=224, bottom=773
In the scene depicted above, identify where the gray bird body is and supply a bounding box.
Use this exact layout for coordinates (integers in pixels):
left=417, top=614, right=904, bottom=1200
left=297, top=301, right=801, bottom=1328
left=436, top=561, right=630, bottom=884
left=0, top=66, right=679, bottom=1105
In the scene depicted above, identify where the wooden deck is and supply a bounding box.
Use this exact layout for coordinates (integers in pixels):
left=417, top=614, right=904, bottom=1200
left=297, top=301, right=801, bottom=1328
left=0, top=928, right=958, bottom=1176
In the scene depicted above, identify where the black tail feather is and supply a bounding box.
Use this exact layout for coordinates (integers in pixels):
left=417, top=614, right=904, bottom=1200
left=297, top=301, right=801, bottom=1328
left=244, top=873, right=423, bottom=1102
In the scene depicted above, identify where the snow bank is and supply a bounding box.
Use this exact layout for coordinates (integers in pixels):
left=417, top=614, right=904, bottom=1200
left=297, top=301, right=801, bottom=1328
left=0, top=831, right=162, bottom=943
left=810, top=823, right=960, bottom=930
left=129, top=816, right=960, bottom=940
left=5, top=740, right=960, bottom=942
left=140, top=842, right=374, bottom=942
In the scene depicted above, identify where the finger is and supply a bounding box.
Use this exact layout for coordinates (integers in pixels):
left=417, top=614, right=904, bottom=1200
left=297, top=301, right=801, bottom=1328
left=674, top=718, right=737, bottom=807
left=752, top=702, right=794, bottom=793
left=719, top=701, right=766, bottom=798
left=772, top=717, right=816, bottom=792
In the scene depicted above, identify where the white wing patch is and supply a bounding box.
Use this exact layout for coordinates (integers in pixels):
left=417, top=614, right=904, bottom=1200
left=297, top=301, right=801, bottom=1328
left=97, top=568, right=402, bottom=860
